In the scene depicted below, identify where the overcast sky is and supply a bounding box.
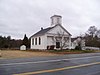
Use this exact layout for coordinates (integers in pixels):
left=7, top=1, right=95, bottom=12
left=0, top=0, right=100, bottom=39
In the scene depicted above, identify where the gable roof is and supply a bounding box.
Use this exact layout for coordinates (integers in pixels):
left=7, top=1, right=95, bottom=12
left=31, top=24, right=71, bottom=37
left=58, top=24, right=71, bottom=36
left=31, top=27, right=54, bottom=37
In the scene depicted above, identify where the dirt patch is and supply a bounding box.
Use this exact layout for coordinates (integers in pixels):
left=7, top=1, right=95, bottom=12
left=0, top=50, right=58, bottom=59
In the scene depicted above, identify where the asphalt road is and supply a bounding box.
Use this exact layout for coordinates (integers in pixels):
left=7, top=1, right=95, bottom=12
left=0, top=53, right=100, bottom=75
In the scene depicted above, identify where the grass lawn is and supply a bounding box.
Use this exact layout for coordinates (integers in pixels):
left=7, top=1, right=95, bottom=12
left=0, top=49, right=99, bottom=59
left=0, top=50, right=58, bottom=59
left=49, top=49, right=100, bottom=54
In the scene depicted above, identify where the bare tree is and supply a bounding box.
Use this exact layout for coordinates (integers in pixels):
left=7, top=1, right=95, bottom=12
left=52, top=31, right=69, bottom=50
left=96, top=30, right=100, bottom=38
left=88, top=26, right=97, bottom=38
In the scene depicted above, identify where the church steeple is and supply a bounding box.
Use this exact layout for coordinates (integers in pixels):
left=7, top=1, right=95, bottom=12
left=50, top=15, right=62, bottom=26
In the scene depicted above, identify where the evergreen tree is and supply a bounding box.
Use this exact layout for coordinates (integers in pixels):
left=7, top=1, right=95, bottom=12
left=22, top=34, right=29, bottom=48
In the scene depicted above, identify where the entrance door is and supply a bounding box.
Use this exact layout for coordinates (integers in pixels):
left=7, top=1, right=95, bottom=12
left=56, top=42, right=60, bottom=48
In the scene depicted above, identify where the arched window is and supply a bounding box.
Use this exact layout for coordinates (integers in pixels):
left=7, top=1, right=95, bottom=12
left=39, top=37, right=41, bottom=45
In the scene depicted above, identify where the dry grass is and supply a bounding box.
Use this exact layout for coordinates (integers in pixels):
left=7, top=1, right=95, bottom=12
left=0, top=50, right=58, bottom=59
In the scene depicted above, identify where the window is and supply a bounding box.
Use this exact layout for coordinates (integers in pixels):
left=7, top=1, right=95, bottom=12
left=32, top=38, right=34, bottom=45
left=39, top=37, right=41, bottom=45
left=35, top=38, right=37, bottom=45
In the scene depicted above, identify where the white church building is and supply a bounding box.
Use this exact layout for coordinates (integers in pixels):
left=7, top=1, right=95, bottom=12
left=30, top=15, right=72, bottom=50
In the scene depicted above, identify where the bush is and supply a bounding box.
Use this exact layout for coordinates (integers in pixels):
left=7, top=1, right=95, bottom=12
left=75, top=46, right=82, bottom=50
left=47, top=45, right=55, bottom=50
left=50, top=45, right=55, bottom=50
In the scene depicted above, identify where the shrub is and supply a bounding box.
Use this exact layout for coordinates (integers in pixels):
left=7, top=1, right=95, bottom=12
left=75, top=46, right=82, bottom=50
left=50, top=45, right=55, bottom=50
left=47, top=45, right=55, bottom=50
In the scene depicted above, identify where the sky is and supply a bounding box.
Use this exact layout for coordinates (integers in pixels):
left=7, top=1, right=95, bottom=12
left=0, top=0, right=100, bottom=39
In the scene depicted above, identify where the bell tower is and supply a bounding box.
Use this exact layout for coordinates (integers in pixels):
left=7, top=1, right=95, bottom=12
left=51, top=15, right=62, bottom=26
